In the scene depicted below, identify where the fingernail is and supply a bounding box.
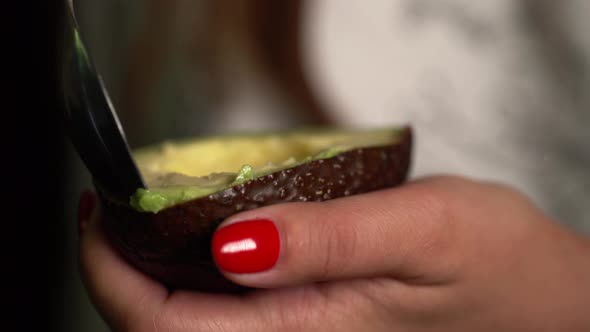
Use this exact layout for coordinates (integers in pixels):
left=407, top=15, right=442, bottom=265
left=78, top=190, right=96, bottom=234
left=212, top=219, right=280, bottom=274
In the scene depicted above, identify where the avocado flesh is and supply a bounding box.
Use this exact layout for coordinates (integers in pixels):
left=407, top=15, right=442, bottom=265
left=131, top=128, right=405, bottom=213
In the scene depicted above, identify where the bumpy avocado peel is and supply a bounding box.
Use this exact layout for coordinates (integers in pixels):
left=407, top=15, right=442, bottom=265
left=99, top=126, right=413, bottom=292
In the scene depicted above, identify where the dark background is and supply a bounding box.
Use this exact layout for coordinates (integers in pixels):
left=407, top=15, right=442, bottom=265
left=4, top=1, right=65, bottom=330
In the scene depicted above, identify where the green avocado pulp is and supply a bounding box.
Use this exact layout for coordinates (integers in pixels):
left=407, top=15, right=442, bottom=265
left=130, top=128, right=405, bottom=213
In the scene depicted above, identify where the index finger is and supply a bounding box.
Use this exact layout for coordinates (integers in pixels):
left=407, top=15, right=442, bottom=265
left=78, top=193, right=374, bottom=332
left=78, top=194, right=168, bottom=331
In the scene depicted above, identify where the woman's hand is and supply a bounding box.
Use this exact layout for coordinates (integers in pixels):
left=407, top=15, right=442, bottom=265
left=79, top=176, right=590, bottom=331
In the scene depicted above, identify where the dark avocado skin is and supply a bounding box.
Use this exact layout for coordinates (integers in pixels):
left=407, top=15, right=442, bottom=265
left=99, top=127, right=412, bottom=292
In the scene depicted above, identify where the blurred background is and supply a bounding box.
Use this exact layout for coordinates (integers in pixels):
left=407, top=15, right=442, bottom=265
left=58, top=0, right=590, bottom=330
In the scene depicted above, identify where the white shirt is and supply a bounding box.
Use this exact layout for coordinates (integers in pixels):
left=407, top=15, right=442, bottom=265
left=298, top=0, right=590, bottom=233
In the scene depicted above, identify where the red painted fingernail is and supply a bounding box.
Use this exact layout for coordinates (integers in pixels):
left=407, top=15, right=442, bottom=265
left=78, top=190, right=96, bottom=234
left=212, top=219, right=280, bottom=274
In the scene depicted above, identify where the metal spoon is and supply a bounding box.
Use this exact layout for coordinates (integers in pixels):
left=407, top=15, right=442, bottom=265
left=61, top=0, right=146, bottom=202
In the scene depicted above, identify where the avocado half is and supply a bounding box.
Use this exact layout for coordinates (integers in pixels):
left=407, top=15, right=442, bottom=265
left=99, top=126, right=413, bottom=292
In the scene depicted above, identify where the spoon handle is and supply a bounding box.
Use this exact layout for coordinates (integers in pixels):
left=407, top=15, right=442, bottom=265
left=61, top=1, right=145, bottom=202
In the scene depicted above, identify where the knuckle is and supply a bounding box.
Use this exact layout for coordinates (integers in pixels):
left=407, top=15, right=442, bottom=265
left=403, top=185, right=461, bottom=279
left=312, top=212, right=358, bottom=280
left=125, top=295, right=164, bottom=332
left=417, top=187, right=456, bottom=250
left=148, top=307, right=202, bottom=332
left=274, top=286, right=323, bottom=331
left=125, top=311, right=159, bottom=332
left=149, top=310, right=170, bottom=332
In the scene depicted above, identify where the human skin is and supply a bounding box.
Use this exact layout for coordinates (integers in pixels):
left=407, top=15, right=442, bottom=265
left=78, top=176, right=590, bottom=331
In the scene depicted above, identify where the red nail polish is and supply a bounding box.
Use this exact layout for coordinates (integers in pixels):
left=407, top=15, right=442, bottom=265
left=78, top=190, right=96, bottom=233
left=212, top=219, right=280, bottom=274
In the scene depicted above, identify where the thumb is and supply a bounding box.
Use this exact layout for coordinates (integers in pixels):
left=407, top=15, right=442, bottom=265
left=212, top=176, right=466, bottom=288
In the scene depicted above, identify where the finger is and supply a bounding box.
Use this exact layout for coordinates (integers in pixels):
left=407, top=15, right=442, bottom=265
left=212, top=176, right=476, bottom=288
left=153, top=283, right=387, bottom=332
left=78, top=193, right=393, bottom=332
left=78, top=192, right=168, bottom=331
